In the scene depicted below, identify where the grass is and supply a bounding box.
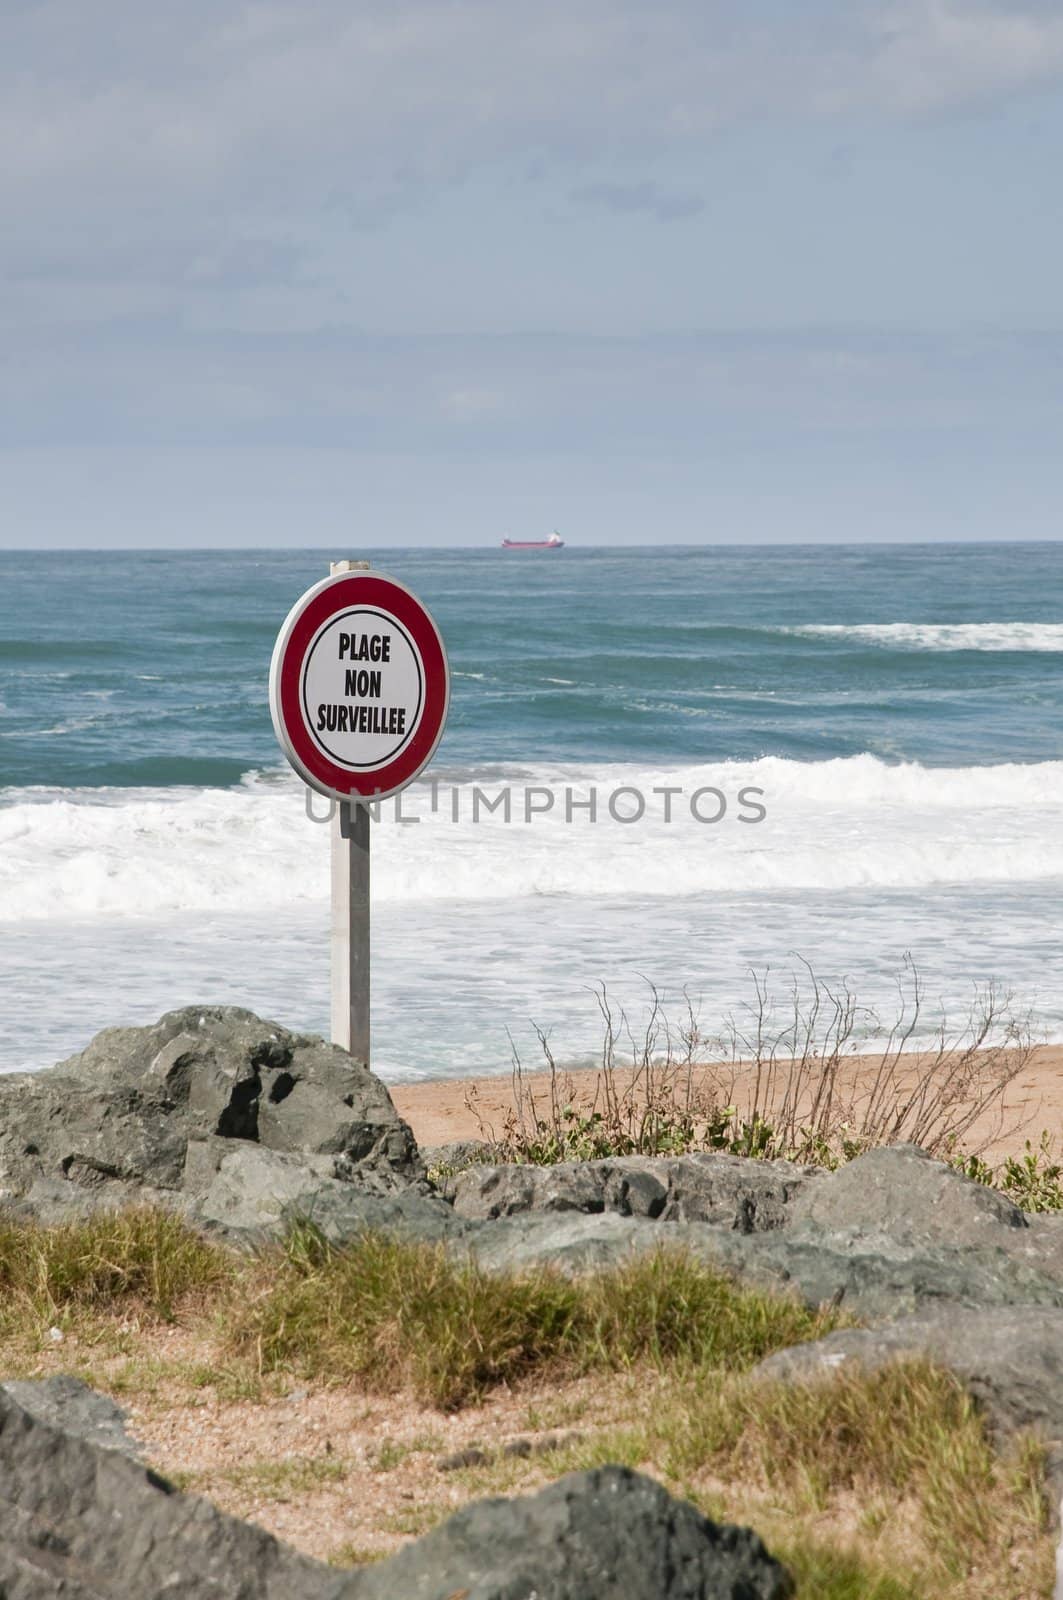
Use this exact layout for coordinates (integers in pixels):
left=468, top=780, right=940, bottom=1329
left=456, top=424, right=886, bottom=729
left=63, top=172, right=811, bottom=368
left=227, top=1228, right=842, bottom=1408
left=0, top=1208, right=231, bottom=1331
left=0, top=1208, right=1053, bottom=1597
left=448, top=1362, right=1052, bottom=1597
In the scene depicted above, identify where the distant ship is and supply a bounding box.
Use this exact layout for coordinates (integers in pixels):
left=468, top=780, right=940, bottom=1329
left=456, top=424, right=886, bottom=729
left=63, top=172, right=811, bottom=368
left=501, top=530, right=565, bottom=550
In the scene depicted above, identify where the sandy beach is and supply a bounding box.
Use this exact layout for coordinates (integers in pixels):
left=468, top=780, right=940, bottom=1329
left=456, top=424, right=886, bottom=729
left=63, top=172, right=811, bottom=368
left=392, top=1043, right=1063, bottom=1164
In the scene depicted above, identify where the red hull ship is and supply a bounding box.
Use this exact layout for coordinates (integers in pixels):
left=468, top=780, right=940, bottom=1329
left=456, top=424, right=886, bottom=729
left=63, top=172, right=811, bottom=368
left=502, top=531, right=564, bottom=550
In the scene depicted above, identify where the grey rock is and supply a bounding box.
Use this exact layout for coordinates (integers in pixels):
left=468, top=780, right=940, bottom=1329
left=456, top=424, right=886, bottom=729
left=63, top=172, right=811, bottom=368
left=681, top=1221, right=1063, bottom=1320
left=190, top=1144, right=468, bottom=1246
left=0, top=1384, right=344, bottom=1599
left=437, top=1432, right=584, bottom=1473
left=755, top=1305, right=1063, bottom=1446
left=788, top=1144, right=1028, bottom=1247
left=437, top=1445, right=492, bottom=1471
left=459, top=1204, right=1063, bottom=1323
left=0, top=1387, right=792, bottom=1600
left=0, top=1008, right=422, bottom=1220
left=1, top=1177, right=183, bottom=1228
left=445, top=1152, right=817, bottom=1231
left=421, top=1139, right=499, bottom=1175
left=343, top=1465, right=793, bottom=1600
left=463, top=1211, right=667, bottom=1274
left=447, top=1161, right=610, bottom=1219
left=0, top=1378, right=141, bottom=1460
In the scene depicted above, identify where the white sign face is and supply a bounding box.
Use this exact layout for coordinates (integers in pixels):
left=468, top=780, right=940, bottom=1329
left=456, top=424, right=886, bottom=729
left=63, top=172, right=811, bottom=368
left=301, top=607, right=424, bottom=772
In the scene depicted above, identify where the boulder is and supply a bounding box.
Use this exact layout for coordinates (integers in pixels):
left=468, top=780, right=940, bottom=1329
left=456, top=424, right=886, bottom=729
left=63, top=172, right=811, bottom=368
left=189, top=1143, right=468, bottom=1247
left=684, top=1223, right=1063, bottom=1320
left=343, top=1465, right=793, bottom=1600
left=444, top=1152, right=818, bottom=1231
left=456, top=1195, right=1063, bottom=1323
left=0, top=1008, right=423, bottom=1221
left=0, top=1388, right=793, bottom=1600
left=754, top=1305, right=1063, bottom=1447
left=462, top=1211, right=666, bottom=1275
left=787, top=1144, right=1028, bottom=1247
left=0, top=1384, right=343, bottom=1599
left=0, top=1378, right=141, bottom=1461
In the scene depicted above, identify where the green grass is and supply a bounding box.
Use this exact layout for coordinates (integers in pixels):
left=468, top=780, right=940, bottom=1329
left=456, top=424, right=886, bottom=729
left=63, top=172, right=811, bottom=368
left=0, top=1209, right=1052, bottom=1597
left=0, top=1208, right=230, bottom=1328
left=217, top=1453, right=350, bottom=1497
left=228, top=1229, right=841, bottom=1408
left=442, top=1361, right=1052, bottom=1598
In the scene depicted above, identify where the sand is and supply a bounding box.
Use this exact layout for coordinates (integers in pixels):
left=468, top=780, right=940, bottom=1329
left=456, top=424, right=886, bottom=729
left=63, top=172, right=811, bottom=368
left=392, top=1043, right=1063, bottom=1164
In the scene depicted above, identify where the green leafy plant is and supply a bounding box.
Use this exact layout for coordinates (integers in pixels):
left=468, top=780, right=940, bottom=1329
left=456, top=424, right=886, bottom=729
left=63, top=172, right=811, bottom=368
left=956, top=1132, right=1063, bottom=1212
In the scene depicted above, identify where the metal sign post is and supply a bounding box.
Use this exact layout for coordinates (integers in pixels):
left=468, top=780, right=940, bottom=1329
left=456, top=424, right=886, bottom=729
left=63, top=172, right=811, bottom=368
left=332, top=794, right=370, bottom=1060
left=269, top=559, right=449, bottom=1065
left=329, top=559, right=371, bottom=1060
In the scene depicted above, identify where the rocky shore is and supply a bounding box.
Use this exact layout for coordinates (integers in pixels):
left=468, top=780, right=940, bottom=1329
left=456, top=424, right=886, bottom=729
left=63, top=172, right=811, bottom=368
left=2, top=1006, right=1061, bottom=1597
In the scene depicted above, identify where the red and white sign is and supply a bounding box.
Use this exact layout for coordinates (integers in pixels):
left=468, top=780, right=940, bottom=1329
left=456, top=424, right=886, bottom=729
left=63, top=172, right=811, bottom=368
left=269, top=570, right=449, bottom=802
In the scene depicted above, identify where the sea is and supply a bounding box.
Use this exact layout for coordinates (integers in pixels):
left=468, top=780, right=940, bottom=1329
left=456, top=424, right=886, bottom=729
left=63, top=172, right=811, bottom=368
left=1, top=542, right=1061, bottom=1080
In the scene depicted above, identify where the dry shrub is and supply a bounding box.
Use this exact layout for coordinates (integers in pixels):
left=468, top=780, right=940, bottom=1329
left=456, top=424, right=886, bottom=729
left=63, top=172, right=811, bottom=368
left=475, top=957, right=1036, bottom=1169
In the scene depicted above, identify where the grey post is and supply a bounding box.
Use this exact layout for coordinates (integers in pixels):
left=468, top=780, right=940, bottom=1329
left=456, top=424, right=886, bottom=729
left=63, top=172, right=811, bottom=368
left=329, top=559, right=371, bottom=1062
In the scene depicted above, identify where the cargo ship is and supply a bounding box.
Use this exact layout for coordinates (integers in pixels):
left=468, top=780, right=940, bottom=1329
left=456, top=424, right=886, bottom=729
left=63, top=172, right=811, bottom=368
left=501, top=530, right=564, bottom=550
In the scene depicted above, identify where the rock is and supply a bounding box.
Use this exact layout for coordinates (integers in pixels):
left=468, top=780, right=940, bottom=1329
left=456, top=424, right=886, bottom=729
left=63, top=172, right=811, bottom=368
left=343, top=1465, right=793, bottom=1600
left=437, top=1432, right=584, bottom=1473
left=445, top=1152, right=817, bottom=1231
left=189, top=1144, right=468, bottom=1246
left=457, top=1199, right=1063, bottom=1323
left=682, top=1222, right=1063, bottom=1320
left=788, top=1144, right=1028, bottom=1247
left=754, top=1305, right=1063, bottom=1447
left=446, top=1161, right=610, bottom=1219
left=420, top=1139, right=499, bottom=1175
left=0, top=1384, right=343, bottom=1599
left=0, top=1378, right=141, bottom=1460
left=0, top=1388, right=792, bottom=1600
left=463, top=1212, right=666, bottom=1275
left=0, top=1008, right=422, bottom=1221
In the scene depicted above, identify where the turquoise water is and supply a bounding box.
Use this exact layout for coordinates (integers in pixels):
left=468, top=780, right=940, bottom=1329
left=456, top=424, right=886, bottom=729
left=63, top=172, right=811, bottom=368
left=1, top=542, right=1061, bottom=1075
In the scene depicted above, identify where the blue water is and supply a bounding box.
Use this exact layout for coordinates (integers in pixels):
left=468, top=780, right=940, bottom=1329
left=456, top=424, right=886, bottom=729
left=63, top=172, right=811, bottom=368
left=1, top=543, right=1061, bottom=1075
left=2, top=543, right=1062, bottom=789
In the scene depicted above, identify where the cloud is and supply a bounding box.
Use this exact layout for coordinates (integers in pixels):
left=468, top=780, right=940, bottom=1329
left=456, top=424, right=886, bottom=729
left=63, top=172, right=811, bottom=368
left=570, top=181, right=704, bottom=221
left=4, top=2, right=1062, bottom=215
left=2, top=0, right=1061, bottom=425
left=3, top=321, right=1060, bottom=449
left=855, top=0, right=1063, bottom=114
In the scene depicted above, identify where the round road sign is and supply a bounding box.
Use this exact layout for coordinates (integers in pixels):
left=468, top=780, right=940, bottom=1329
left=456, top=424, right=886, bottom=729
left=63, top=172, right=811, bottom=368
left=269, top=570, right=449, bottom=802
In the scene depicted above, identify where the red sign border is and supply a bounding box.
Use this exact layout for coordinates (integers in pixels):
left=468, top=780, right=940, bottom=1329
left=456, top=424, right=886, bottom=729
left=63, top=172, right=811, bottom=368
left=269, top=571, right=449, bottom=802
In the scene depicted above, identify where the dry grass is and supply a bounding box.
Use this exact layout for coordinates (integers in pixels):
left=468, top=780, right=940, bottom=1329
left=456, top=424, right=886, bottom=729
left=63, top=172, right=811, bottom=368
left=0, top=1208, right=231, bottom=1332
left=0, top=1210, right=1053, bottom=1599
left=472, top=958, right=1037, bottom=1169
left=445, top=1362, right=1052, bottom=1598
left=228, top=1229, right=841, bottom=1408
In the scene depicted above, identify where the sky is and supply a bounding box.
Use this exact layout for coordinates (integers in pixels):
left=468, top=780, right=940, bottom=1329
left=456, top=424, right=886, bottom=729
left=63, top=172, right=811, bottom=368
left=3, top=0, right=1063, bottom=547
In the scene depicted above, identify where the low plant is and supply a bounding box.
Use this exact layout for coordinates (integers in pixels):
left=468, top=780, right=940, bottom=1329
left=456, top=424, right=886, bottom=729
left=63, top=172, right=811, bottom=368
left=228, top=1232, right=839, bottom=1408
left=449, top=1359, right=1052, bottom=1598
left=956, top=1131, right=1063, bottom=1212
left=473, top=958, right=1036, bottom=1175
left=0, top=1208, right=230, bottom=1329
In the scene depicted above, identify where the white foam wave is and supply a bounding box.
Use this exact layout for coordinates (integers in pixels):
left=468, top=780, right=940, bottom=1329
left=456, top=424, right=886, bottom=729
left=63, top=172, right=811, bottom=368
left=1, top=754, right=1062, bottom=922
left=793, top=623, right=1063, bottom=652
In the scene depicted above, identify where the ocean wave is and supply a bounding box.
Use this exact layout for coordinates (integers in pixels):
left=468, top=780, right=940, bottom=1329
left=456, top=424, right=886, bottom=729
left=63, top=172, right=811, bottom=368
left=1, top=754, right=1062, bottom=921
left=792, top=623, right=1063, bottom=652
